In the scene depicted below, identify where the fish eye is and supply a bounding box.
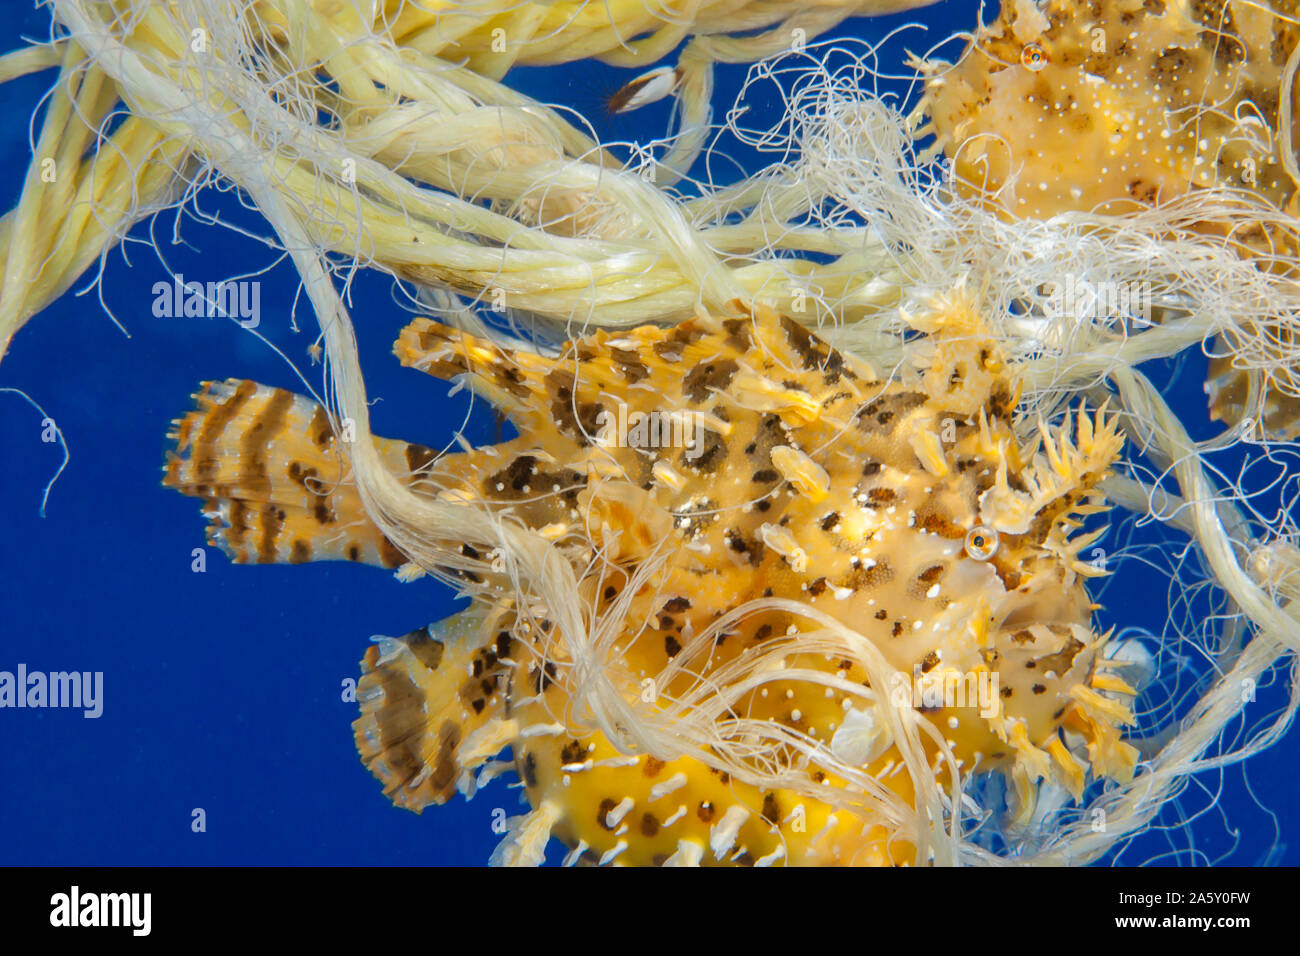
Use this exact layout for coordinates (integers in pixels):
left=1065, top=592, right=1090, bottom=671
left=964, top=525, right=1000, bottom=561
left=1021, top=43, right=1047, bottom=71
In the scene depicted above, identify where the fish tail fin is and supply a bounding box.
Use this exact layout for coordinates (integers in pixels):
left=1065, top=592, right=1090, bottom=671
left=162, top=378, right=432, bottom=567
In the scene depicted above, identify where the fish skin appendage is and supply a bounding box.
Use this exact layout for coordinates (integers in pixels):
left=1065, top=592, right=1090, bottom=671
left=163, top=295, right=1134, bottom=865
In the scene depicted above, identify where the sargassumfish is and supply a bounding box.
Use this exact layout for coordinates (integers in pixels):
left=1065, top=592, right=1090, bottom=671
left=163, top=293, right=1136, bottom=865
left=918, top=0, right=1300, bottom=439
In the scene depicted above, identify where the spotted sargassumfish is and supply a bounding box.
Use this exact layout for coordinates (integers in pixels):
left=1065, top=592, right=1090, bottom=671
left=163, top=291, right=1138, bottom=865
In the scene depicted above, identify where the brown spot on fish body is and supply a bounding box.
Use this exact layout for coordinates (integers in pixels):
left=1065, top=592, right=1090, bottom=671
left=401, top=628, right=446, bottom=670
left=406, top=443, right=437, bottom=474
left=610, top=347, right=650, bottom=383
left=780, top=315, right=827, bottom=368
left=598, top=798, right=618, bottom=830
left=652, top=340, right=684, bottom=362
left=535, top=660, right=558, bottom=693
left=1033, top=638, right=1086, bottom=677
left=858, top=392, right=927, bottom=434
left=378, top=537, right=406, bottom=569
left=493, top=455, right=538, bottom=495
left=494, top=363, right=530, bottom=401
left=576, top=402, right=604, bottom=442
left=721, top=318, right=752, bottom=351
left=683, top=431, right=725, bottom=472
left=521, top=751, right=538, bottom=787
left=683, top=359, right=739, bottom=402
left=845, top=558, right=895, bottom=590
left=308, top=404, right=333, bottom=448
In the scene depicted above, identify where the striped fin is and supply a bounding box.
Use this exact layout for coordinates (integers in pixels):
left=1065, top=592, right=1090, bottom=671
left=353, top=610, right=518, bottom=812
left=163, top=379, right=437, bottom=567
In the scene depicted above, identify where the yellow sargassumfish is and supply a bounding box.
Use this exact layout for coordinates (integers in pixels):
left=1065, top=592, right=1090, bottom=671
left=163, top=296, right=1136, bottom=865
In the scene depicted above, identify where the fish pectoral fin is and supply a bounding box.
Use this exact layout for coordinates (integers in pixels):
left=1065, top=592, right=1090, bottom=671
left=353, top=613, right=516, bottom=812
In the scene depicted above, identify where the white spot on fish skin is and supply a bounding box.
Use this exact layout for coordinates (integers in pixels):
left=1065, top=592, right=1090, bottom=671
left=605, top=796, right=635, bottom=828
left=709, top=805, right=751, bottom=860
left=759, top=522, right=808, bottom=572
left=653, top=459, right=687, bottom=492
left=755, top=845, right=786, bottom=867
left=599, top=839, right=629, bottom=865
left=649, top=772, right=688, bottom=802
left=595, top=755, right=641, bottom=769
left=562, top=840, right=589, bottom=866
left=662, top=839, right=704, bottom=866
left=770, top=445, right=830, bottom=501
